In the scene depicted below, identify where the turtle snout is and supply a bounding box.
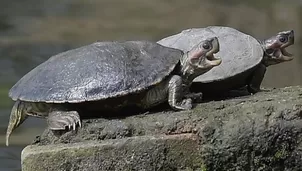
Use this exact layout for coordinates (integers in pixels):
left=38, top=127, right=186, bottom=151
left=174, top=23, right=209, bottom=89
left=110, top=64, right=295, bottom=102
left=204, top=37, right=222, bottom=67
left=211, top=37, right=220, bottom=53
left=289, top=30, right=294, bottom=44
left=205, top=37, right=220, bottom=58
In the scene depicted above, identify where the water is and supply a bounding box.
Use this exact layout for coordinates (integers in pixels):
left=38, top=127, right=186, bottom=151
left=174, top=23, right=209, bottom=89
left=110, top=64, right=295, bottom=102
left=0, top=0, right=301, bottom=169
left=0, top=146, right=22, bottom=171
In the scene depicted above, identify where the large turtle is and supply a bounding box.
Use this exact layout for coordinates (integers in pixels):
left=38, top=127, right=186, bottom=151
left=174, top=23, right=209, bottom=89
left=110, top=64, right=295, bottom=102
left=6, top=38, right=221, bottom=146
left=157, top=26, right=294, bottom=95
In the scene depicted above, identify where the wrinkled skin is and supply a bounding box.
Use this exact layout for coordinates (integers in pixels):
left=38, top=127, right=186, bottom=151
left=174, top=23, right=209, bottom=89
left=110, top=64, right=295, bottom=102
left=6, top=38, right=222, bottom=146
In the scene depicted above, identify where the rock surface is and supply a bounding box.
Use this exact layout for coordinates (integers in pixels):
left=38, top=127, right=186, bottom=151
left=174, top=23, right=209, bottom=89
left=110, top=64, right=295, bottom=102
left=22, top=86, right=302, bottom=171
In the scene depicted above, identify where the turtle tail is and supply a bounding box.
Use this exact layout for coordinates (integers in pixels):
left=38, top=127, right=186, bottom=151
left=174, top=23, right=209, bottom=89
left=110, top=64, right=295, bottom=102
left=6, top=100, right=29, bottom=146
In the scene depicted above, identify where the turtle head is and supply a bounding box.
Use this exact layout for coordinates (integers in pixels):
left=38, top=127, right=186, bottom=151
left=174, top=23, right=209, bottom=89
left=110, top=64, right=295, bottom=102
left=262, top=30, right=294, bottom=66
left=181, top=37, right=221, bottom=81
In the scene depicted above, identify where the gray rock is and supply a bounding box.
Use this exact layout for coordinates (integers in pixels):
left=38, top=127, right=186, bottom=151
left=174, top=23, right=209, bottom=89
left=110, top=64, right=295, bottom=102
left=22, top=134, right=202, bottom=171
left=22, top=86, right=302, bottom=171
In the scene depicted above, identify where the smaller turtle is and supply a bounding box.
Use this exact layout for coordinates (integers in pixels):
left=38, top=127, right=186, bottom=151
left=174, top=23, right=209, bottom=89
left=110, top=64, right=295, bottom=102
left=158, top=26, right=294, bottom=94
left=6, top=38, right=221, bottom=146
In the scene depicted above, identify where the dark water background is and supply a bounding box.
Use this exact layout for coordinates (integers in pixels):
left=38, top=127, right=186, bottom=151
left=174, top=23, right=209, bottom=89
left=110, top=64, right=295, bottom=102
left=0, top=0, right=302, bottom=170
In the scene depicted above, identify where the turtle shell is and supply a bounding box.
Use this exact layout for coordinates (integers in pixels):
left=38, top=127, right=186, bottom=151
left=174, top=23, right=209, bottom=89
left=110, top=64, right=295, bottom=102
left=157, top=26, right=264, bottom=83
left=9, top=41, right=183, bottom=103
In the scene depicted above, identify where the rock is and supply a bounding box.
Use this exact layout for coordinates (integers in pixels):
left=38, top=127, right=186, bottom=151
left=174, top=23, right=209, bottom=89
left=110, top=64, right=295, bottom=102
left=22, top=134, right=202, bottom=171
left=22, top=86, right=302, bottom=171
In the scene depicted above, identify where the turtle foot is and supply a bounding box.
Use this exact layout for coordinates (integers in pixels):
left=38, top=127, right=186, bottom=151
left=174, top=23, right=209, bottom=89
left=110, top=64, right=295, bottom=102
left=47, top=111, right=81, bottom=131
left=259, top=87, right=271, bottom=92
left=172, top=98, right=193, bottom=110
left=247, top=86, right=261, bottom=94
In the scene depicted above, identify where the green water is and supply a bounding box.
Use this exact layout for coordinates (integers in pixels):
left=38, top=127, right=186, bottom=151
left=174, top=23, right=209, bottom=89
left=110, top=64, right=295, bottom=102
left=0, top=0, right=302, bottom=170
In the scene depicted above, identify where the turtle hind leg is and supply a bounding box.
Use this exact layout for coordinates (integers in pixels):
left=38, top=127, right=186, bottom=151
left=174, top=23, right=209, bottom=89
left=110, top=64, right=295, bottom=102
left=6, top=100, right=29, bottom=146
left=47, top=111, right=81, bottom=131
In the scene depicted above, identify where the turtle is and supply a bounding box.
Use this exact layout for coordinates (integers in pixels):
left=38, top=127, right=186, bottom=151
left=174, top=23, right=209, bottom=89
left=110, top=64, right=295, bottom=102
left=157, top=26, right=294, bottom=95
left=6, top=38, right=222, bottom=146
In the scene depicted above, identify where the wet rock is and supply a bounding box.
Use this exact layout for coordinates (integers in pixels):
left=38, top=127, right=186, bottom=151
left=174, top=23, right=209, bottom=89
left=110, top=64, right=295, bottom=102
left=22, top=86, right=302, bottom=171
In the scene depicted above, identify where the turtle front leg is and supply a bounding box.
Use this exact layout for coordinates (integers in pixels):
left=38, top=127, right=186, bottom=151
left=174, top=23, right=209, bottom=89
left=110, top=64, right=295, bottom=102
left=47, top=111, right=81, bottom=131
left=168, top=75, right=195, bottom=110
left=247, top=64, right=267, bottom=94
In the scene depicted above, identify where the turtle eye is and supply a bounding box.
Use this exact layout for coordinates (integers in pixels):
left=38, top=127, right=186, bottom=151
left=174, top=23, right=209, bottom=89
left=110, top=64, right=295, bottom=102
left=202, top=42, right=211, bottom=50
left=279, top=35, right=288, bottom=43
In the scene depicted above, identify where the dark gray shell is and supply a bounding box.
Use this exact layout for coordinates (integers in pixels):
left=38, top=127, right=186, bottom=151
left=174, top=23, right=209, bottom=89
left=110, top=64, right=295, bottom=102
left=157, top=26, right=264, bottom=83
left=9, top=41, right=183, bottom=103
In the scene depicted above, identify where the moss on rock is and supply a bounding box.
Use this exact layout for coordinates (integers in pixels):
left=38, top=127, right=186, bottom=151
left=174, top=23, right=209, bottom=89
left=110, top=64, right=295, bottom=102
left=22, top=86, right=302, bottom=170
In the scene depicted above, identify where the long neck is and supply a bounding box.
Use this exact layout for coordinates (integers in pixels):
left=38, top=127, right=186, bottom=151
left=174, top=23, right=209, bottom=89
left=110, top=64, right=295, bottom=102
left=258, top=39, right=267, bottom=53
left=258, top=39, right=271, bottom=67
left=179, top=52, right=199, bottom=85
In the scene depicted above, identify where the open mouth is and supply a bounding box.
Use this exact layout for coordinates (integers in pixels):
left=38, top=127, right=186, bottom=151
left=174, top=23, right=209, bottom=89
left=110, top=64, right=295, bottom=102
left=204, top=37, right=222, bottom=66
left=205, top=51, right=222, bottom=66
left=274, top=47, right=294, bottom=61
left=264, top=30, right=294, bottom=64
left=280, top=47, right=293, bottom=57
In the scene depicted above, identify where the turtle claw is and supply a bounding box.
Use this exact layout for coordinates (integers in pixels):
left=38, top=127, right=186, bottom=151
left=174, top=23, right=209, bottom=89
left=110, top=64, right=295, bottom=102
left=180, top=98, right=193, bottom=110
left=47, top=111, right=81, bottom=131
left=78, top=120, right=82, bottom=128
left=171, top=98, right=193, bottom=110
